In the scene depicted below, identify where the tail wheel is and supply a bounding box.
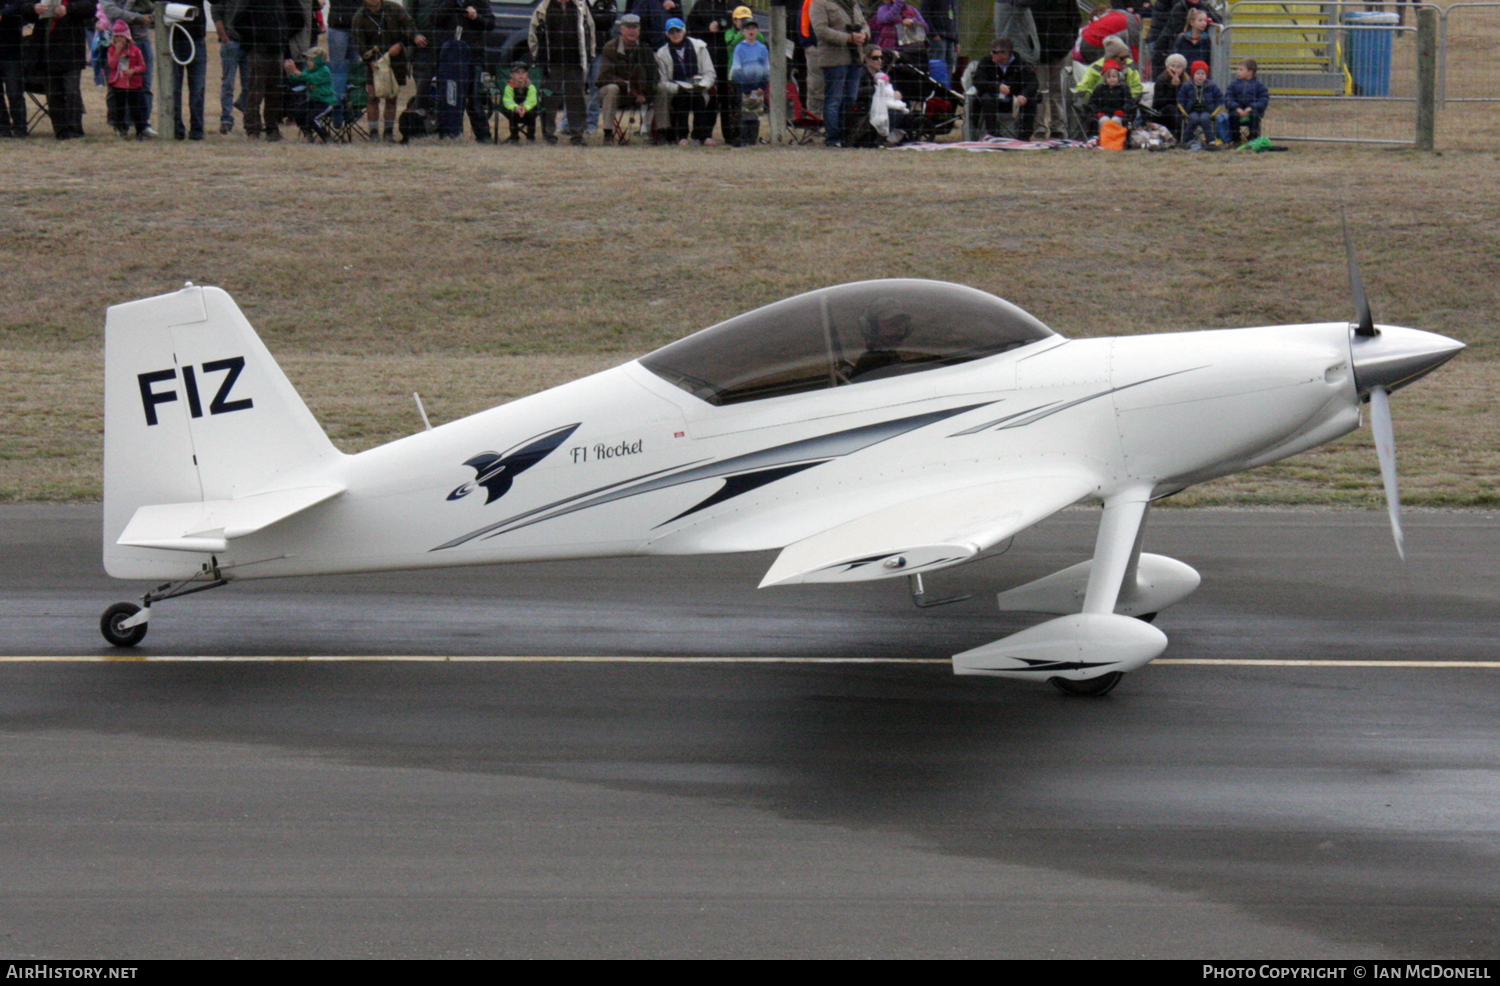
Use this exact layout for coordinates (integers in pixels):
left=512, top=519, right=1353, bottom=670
left=1050, top=671, right=1124, bottom=697
left=101, top=602, right=148, bottom=648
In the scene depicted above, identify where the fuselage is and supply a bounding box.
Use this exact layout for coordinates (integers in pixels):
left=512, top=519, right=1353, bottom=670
left=217, top=320, right=1364, bottom=581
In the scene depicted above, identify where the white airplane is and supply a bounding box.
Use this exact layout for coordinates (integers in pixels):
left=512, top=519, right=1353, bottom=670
left=98, top=245, right=1463, bottom=695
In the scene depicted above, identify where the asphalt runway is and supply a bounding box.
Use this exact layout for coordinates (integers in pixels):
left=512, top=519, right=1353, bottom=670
left=1, top=505, right=1497, bottom=958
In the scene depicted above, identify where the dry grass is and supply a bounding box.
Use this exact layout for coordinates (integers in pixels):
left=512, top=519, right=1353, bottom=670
left=1, top=126, right=1497, bottom=506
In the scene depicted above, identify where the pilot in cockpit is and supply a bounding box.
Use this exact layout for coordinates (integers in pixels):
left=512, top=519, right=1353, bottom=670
left=848, top=298, right=915, bottom=380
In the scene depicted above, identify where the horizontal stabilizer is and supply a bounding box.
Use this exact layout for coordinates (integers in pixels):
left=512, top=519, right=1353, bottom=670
left=760, top=472, right=1094, bottom=587
left=118, top=485, right=344, bottom=553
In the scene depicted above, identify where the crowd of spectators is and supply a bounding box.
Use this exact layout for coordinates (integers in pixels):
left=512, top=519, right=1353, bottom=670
left=0, top=0, right=1266, bottom=148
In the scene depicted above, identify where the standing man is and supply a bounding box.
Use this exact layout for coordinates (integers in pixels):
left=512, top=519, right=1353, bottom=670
left=529, top=0, right=594, bottom=144
left=406, top=0, right=436, bottom=99
left=36, top=0, right=98, bottom=138
left=352, top=0, right=417, bottom=140
left=920, top=0, right=957, bottom=80
left=808, top=0, right=867, bottom=148
left=686, top=0, right=735, bottom=147
left=434, top=0, right=494, bottom=142
left=992, top=0, right=1038, bottom=66
left=0, top=0, right=38, bottom=137
left=595, top=10, right=656, bottom=142
left=166, top=0, right=206, bottom=138
left=231, top=0, right=304, bottom=140
left=629, top=0, right=676, bottom=51
left=214, top=0, right=247, bottom=134
left=1031, top=0, right=1080, bottom=138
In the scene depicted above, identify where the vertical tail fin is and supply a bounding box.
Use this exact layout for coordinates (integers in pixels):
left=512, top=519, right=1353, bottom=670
left=103, top=285, right=341, bottom=578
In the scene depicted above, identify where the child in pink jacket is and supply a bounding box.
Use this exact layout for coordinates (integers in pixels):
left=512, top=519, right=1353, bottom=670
left=106, top=19, right=148, bottom=138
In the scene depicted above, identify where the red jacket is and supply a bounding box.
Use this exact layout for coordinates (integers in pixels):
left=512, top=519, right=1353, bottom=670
left=107, top=41, right=145, bottom=89
left=1081, top=10, right=1139, bottom=57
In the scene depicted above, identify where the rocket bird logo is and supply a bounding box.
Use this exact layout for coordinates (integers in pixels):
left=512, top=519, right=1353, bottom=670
left=447, top=423, right=581, bottom=505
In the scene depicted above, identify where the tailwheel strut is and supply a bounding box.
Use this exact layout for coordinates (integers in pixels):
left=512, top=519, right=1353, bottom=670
left=99, top=559, right=229, bottom=648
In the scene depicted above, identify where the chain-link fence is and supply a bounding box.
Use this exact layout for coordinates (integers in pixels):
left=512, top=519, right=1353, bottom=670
left=19, top=0, right=1500, bottom=148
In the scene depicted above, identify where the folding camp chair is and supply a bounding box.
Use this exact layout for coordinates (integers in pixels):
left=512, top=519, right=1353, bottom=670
left=784, top=79, right=822, bottom=144
left=326, top=60, right=370, bottom=142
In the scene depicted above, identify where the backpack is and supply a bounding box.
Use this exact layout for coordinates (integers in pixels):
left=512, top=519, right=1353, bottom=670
left=399, top=92, right=436, bottom=141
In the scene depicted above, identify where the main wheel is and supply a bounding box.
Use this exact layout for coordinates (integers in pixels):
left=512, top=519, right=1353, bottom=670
left=1050, top=671, right=1124, bottom=697
left=101, top=602, right=148, bottom=648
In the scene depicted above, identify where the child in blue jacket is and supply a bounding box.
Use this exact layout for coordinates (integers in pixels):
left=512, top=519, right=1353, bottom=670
left=1224, top=57, right=1270, bottom=143
left=1177, top=59, right=1224, bottom=148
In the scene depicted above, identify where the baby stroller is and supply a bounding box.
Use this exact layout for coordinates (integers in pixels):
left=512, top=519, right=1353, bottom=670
left=881, top=54, right=963, bottom=142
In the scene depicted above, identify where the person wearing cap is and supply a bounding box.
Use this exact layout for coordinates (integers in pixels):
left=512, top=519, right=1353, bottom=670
left=809, top=0, right=869, bottom=147
left=688, top=0, right=738, bottom=146
left=499, top=61, right=540, bottom=140
left=728, top=16, right=767, bottom=141
left=725, top=4, right=753, bottom=47
left=971, top=37, right=1037, bottom=138
left=597, top=11, right=658, bottom=142
left=729, top=17, right=768, bottom=92
left=629, top=0, right=678, bottom=51
left=1073, top=34, right=1141, bottom=100
left=1176, top=57, right=1222, bottom=147
left=653, top=16, right=716, bottom=144
left=529, top=0, right=596, bottom=144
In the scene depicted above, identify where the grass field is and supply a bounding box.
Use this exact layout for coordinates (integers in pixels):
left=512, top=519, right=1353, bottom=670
left=2, top=130, right=1497, bottom=507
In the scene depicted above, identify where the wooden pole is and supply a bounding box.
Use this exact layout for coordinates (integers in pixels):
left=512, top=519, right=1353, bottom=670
left=153, top=1, right=171, bottom=138
left=769, top=1, right=786, bottom=144
left=1414, top=6, right=1436, bottom=151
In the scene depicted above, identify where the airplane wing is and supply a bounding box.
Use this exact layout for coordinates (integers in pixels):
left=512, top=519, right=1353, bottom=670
left=117, top=485, right=345, bottom=553
left=758, top=471, right=1097, bottom=587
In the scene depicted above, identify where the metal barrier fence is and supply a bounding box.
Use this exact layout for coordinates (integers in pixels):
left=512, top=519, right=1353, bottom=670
left=1221, top=0, right=1431, bottom=145
left=1217, top=0, right=1499, bottom=146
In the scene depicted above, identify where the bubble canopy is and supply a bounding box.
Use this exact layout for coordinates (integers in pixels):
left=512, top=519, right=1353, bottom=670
left=640, top=280, right=1057, bottom=407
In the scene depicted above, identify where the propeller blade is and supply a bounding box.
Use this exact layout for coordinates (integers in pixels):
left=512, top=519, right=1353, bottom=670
left=1342, top=210, right=1377, bottom=337
left=1368, top=385, right=1405, bottom=560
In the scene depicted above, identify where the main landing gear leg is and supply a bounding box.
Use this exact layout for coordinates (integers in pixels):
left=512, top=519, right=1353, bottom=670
left=1049, top=487, right=1153, bottom=698
left=99, top=561, right=229, bottom=648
